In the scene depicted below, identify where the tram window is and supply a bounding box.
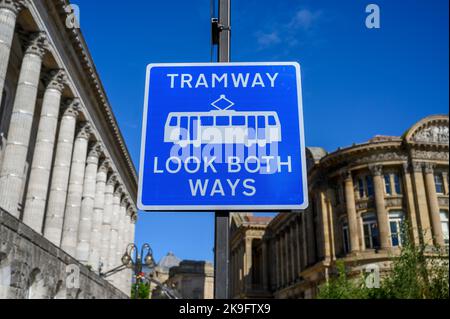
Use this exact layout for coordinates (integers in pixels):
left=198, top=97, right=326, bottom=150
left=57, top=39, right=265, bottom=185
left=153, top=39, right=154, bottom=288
left=180, top=117, right=188, bottom=129
left=216, top=116, right=230, bottom=126
left=201, top=116, right=214, bottom=126
left=248, top=116, right=256, bottom=139
left=258, top=116, right=266, bottom=128
left=248, top=117, right=256, bottom=129
left=169, top=117, right=178, bottom=127
left=268, top=116, right=276, bottom=126
left=232, top=116, right=246, bottom=126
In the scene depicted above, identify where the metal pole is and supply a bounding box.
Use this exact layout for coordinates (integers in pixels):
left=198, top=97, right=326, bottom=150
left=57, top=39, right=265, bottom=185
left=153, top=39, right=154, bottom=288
left=218, top=0, right=231, bottom=63
left=214, top=0, right=231, bottom=300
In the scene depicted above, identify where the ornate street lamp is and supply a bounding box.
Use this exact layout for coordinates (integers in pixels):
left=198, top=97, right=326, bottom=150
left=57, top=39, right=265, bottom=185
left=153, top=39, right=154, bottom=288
left=100, top=243, right=155, bottom=299
left=121, top=243, right=156, bottom=299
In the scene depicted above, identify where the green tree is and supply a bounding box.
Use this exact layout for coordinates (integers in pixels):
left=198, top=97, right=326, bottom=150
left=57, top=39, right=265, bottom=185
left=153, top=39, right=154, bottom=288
left=131, top=281, right=150, bottom=299
left=317, top=261, right=369, bottom=299
left=317, top=228, right=449, bottom=299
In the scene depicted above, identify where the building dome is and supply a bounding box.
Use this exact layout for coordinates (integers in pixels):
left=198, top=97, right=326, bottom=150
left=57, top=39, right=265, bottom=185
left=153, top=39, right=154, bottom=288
left=156, top=252, right=181, bottom=273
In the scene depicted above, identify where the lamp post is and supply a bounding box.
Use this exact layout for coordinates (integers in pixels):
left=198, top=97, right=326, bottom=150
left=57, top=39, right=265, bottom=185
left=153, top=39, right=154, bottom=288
left=121, top=243, right=156, bottom=299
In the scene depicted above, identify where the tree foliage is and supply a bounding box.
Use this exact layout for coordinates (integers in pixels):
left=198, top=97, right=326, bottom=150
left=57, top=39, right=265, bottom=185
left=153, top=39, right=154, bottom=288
left=131, top=281, right=150, bottom=299
left=317, top=229, right=449, bottom=299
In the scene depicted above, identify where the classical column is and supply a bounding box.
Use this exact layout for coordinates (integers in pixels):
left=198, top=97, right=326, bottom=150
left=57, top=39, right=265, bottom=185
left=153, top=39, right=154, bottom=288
left=88, top=159, right=109, bottom=270
left=76, top=143, right=101, bottom=263
left=114, top=197, right=128, bottom=288
left=301, top=213, right=308, bottom=268
left=0, top=32, right=46, bottom=216
left=276, top=236, right=281, bottom=288
left=121, top=206, right=133, bottom=295
left=100, top=174, right=116, bottom=269
left=127, top=212, right=137, bottom=294
left=261, top=240, right=268, bottom=290
left=108, top=186, right=123, bottom=271
left=295, top=216, right=302, bottom=274
left=244, top=237, right=252, bottom=290
left=22, top=70, right=65, bottom=233
left=319, top=190, right=332, bottom=259
left=305, top=208, right=316, bottom=265
left=289, top=224, right=296, bottom=283
left=344, top=171, right=360, bottom=252
left=43, top=100, right=79, bottom=245
left=402, top=163, right=420, bottom=245
left=442, top=172, right=449, bottom=195
left=424, top=163, right=445, bottom=247
left=411, top=162, right=433, bottom=245
left=327, top=195, right=337, bottom=259
left=370, top=165, right=391, bottom=249
left=60, top=123, right=91, bottom=256
left=0, top=0, right=25, bottom=107
left=284, top=231, right=290, bottom=284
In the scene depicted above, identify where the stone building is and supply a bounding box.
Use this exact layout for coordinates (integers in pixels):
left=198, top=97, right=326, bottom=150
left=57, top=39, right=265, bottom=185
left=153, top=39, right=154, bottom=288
left=150, top=255, right=214, bottom=299
left=0, top=0, right=138, bottom=298
left=230, top=115, right=449, bottom=299
left=167, top=260, right=214, bottom=299
left=147, top=251, right=181, bottom=299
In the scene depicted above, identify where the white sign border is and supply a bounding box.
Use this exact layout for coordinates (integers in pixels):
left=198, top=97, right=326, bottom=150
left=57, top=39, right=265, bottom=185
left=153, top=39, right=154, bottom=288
left=137, top=62, right=309, bottom=212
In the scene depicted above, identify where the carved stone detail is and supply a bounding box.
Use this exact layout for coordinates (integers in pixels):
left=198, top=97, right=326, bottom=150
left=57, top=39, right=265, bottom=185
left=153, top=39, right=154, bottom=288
left=76, top=122, right=91, bottom=140
left=45, top=69, right=66, bottom=92
left=386, top=197, right=403, bottom=208
left=411, top=162, right=424, bottom=173
left=354, top=151, right=408, bottom=165
left=107, top=173, right=118, bottom=186
left=61, top=98, right=80, bottom=118
left=438, top=197, right=449, bottom=207
left=0, top=0, right=26, bottom=14
left=411, top=150, right=449, bottom=161
left=423, top=162, right=435, bottom=174
left=369, top=164, right=383, bottom=176
left=24, top=32, right=47, bottom=58
left=413, top=125, right=449, bottom=144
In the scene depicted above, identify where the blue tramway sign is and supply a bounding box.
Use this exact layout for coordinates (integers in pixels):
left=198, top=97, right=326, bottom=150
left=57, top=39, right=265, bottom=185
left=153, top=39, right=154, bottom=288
left=138, top=62, right=308, bottom=211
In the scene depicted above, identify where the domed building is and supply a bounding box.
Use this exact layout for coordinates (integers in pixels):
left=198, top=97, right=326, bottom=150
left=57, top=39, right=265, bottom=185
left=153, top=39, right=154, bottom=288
left=148, top=252, right=181, bottom=298
left=230, top=115, right=449, bottom=299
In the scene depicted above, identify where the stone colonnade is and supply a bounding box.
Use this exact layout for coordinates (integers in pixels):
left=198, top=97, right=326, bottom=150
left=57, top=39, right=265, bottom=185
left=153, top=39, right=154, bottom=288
left=0, top=0, right=137, bottom=294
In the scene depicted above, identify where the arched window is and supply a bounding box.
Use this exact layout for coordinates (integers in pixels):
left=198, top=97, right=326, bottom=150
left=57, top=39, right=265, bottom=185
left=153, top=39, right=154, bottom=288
left=389, top=211, right=405, bottom=247
left=342, top=220, right=350, bottom=254
left=394, top=174, right=402, bottom=194
left=384, top=175, right=392, bottom=195
left=362, top=213, right=380, bottom=249
left=435, top=174, right=444, bottom=194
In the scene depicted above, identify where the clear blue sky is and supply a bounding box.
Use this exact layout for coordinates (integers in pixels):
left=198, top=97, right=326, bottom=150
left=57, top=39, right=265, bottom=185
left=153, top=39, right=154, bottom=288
left=75, top=0, right=448, bottom=263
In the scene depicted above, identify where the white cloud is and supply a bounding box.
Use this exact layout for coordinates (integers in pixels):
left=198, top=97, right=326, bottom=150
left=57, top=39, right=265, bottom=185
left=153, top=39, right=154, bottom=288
left=255, top=31, right=281, bottom=48
left=289, top=9, right=322, bottom=30
left=253, top=8, right=323, bottom=51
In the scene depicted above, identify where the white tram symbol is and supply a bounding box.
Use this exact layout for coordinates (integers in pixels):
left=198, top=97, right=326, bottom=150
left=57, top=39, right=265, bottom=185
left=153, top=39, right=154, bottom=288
left=164, top=95, right=282, bottom=147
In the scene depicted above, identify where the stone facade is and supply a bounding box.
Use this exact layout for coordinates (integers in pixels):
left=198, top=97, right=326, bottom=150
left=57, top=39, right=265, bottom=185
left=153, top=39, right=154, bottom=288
left=230, top=115, right=449, bottom=299
left=149, top=255, right=214, bottom=299
left=0, top=208, right=126, bottom=299
left=166, top=261, right=214, bottom=299
left=0, top=0, right=138, bottom=298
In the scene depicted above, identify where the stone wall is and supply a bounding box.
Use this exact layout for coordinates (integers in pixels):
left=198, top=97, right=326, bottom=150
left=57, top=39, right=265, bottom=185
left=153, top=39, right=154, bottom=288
left=0, top=208, right=127, bottom=299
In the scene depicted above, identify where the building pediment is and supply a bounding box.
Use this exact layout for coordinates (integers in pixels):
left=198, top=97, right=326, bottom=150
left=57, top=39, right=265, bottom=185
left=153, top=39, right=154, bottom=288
left=404, top=115, right=449, bottom=146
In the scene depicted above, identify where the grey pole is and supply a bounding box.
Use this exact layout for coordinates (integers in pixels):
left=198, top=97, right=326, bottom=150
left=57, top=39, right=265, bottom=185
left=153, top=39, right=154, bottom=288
left=214, top=0, right=231, bottom=300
